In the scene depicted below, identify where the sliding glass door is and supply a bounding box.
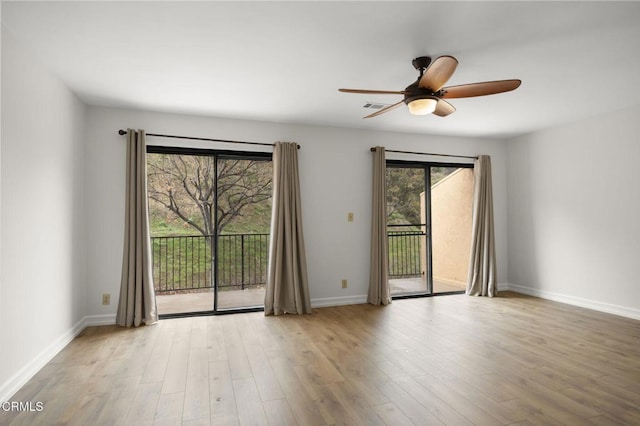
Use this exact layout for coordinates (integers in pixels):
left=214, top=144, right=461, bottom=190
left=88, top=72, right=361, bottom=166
left=386, top=161, right=474, bottom=297
left=146, top=147, right=272, bottom=315
left=386, top=165, right=428, bottom=294
left=215, top=156, right=272, bottom=310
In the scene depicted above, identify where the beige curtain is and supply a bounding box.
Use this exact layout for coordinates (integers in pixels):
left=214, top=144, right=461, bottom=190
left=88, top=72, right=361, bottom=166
left=466, top=155, right=497, bottom=297
left=368, top=147, right=391, bottom=305
left=264, top=142, right=312, bottom=315
left=116, top=129, right=158, bottom=327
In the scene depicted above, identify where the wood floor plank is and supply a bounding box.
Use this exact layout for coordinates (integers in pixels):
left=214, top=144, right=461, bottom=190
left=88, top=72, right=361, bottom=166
left=262, top=398, right=298, bottom=425
left=584, top=414, right=630, bottom=426
left=223, top=318, right=254, bottom=380
left=125, top=381, right=163, bottom=424
left=4, top=292, right=640, bottom=426
left=210, top=413, right=240, bottom=425
left=205, top=317, right=228, bottom=363
left=208, top=360, right=238, bottom=419
left=411, top=374, right=506, bottom=425
left=152, top=416, right=182, bottom=426
left=325, top=380, right=386, bottom=425
left=281, top=389, right=326, bottom=426
left=312, top=382, right=363, bottom=425
left=496, top=371, right=602, bottom=422
left=92, top=374, right=142, bottom=425
left=232, top=377, right=268, bottom=426
left=154, top=391, right=184, bottom=421
left=183, top=319, right=211, bottom=421
left=241, top=329, right=285, bottom=402
left=394, top=375, right=474, bottom=425
left=143, top=323, right=175, bottom=385
left=327, top=380, right=385, bottom=425
left=372, top=402, right=414, bottom=426
left=329, top=357, right=390, bottom=407
left=183, top=369, right=210, bottom=421
left=378, top=378, right=445, bottom=425
left=594, top=372, right=640, bottom=395
left=561, top=384, right=640, bottom=424
left=161, top=319, right=192, bottom=395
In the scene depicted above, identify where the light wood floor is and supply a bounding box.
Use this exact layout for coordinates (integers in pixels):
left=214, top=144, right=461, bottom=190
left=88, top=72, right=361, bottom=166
left=2, top=292, right=639, bottom=425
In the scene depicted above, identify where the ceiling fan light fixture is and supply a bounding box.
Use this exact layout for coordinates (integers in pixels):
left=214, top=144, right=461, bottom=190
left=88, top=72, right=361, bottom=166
left=407, top=96, right=438, bottom=115
left=339, top=55, right=521, bottom=119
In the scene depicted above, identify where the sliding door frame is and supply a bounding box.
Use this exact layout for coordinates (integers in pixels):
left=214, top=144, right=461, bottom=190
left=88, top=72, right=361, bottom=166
left=386, top=159, right=474, bottom=299
left=147, top=145, right=272, bottom=318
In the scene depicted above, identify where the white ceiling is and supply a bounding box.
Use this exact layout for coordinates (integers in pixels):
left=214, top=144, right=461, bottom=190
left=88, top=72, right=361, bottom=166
left=3, top=1, right=640, bottom=139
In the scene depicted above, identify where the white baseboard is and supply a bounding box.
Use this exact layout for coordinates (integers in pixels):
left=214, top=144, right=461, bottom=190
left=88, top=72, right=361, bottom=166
left=0, top=313, right=117, bottom=403
left=0, top=316, right=85, bottom=403
left=84, top=314, right=116, bottom=327
left=497, top=282, right=510, bottom=292
left=503, top=283, right=640, bottom=320
left=311, top=294, right=368, bottom=308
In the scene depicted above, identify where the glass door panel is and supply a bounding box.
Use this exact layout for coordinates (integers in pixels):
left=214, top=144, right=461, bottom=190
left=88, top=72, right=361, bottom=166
left=216, top=157, right=272, bottom=310
left=147, top=151, right=272, bottom=315
left=386, top=166, right=428, bottom=296
left=430, top=167, right=474, bottom=293
left=147, top=152, right=216, bottom=315
left=386, top=162, right=473, bottom=298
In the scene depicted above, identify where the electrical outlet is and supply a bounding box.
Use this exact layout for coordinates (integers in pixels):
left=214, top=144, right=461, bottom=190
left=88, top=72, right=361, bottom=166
left=102, top=293, right=111, bottom=305
left=341, top=279, right=348, bottom=289
left=347, top=212, right=354, bottom=222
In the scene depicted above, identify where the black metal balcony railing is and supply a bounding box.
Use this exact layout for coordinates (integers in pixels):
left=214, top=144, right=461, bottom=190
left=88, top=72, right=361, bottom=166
left=151, top=233, right=269, bottom=294
left=151, top=228, right=423, bottom=294
left=387, top=225, right=425, bottom=278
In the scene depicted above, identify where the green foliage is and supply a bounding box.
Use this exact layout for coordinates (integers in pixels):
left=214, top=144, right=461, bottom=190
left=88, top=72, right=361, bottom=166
left=151, top=234, right=269, bottom=292
left=152, top=236, right=212, bottom=292
left=388, top=230, right=424, bottom=278
left=386, top=167, right=424, bottom=225
left=385, top=166, right=458, bottom=225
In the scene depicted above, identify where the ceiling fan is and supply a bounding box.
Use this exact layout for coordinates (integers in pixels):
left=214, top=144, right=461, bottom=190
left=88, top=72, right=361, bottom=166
left=339, top=55, right=521, bottom=119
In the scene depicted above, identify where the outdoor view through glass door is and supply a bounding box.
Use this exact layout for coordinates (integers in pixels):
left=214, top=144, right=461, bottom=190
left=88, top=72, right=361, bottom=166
left=146, top=148, right=272, bottom=315
left=386, top=162, right=474, bottom=296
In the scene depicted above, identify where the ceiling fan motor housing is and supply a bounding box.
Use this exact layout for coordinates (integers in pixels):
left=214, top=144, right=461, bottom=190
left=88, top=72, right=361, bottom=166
left=403, top=81, right=438, bottom=106
left=406, top=57, right=440, bottom=106
left=412, top=56, right=432, bottom=71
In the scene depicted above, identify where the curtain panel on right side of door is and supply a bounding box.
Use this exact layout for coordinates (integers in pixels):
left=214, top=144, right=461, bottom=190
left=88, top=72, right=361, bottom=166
left=466, top=155, right=497, bottom=297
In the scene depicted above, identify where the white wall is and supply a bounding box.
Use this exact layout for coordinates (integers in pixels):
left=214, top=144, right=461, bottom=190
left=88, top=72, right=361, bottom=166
left=507, top=106, right=640, bottom=318
left=85, top=106, right=509, bottom=315
left=0, top=27, right=87, bottom=400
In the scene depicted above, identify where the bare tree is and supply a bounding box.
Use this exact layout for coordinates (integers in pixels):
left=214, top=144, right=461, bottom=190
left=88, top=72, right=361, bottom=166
left=147, top=154, right=272, bottom=236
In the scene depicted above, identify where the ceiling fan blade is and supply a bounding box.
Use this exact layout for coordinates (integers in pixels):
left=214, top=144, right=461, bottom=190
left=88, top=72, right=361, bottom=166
left=363, top=100, right=404, bottom=119
left=433, top=99, right=456, bottom=117
left=441, top=79, right=521, bottom=99
left=339, top=88, right=407, bottom=95
left=419, top=55, right=458, bottom=91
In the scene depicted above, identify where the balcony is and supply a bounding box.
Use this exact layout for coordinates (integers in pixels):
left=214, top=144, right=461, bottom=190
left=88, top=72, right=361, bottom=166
left=388, top=227, right=466, bottom=294
left=151, top=233, right=268, bottom=314
left=153, top=228, right=465, bottom=315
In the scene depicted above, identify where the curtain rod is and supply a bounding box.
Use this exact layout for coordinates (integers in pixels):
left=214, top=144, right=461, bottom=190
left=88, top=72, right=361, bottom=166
left=118, top=129, right=299, bottom=149
left=371, top=147, right=477, bottom=160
